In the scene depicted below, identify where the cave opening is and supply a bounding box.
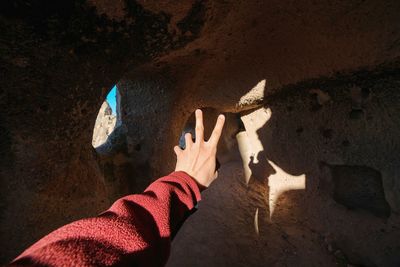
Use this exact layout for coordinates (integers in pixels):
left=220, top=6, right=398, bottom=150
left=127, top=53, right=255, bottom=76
left=2, top=0, right=400, bottom=265
left=92, top=85, right=121, bottom=148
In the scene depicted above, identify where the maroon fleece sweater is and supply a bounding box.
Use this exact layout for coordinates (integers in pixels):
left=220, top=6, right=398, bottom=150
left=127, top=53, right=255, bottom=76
left=10, top=171, right=201, bottom=267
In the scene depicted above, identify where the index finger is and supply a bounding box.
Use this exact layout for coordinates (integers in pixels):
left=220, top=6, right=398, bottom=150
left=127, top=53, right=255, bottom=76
left=195, top=109, right=204, bottom=143
left=208, top=114, right=225, bottom=146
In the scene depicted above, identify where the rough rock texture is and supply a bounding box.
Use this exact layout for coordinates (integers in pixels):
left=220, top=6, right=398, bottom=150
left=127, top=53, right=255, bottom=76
left=168, top=74, right=400, bottom=266
left=92, top=101, right=117, bottom=148
left=0, top=0, right=204, bottom=261
left=329, top=164, right=391, bottom=218
left=1, top=0, right=400, bottom=265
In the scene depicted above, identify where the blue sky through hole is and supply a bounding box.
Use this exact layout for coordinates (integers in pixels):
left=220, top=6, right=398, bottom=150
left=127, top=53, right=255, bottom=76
left=106, top=85, right=117, bottom=115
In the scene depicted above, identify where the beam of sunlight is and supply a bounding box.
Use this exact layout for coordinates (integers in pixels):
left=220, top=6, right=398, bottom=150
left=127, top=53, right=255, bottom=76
left=238, top=79, right=266, bottom=108
left=236, top=103, right=306, bottom=221
left=237, top=107, right=272, bottom=184
left=254, top=208, right=259, bottom=236
left=267, top=161, right=306, bottom=217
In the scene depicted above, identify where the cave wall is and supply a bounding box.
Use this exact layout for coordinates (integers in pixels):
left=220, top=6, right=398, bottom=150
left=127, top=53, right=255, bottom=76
left=168, top=71, right=400, bottom=267
left=116, top=0, right=400, bottom=184
left=115, top=0, right=400, bottom=202
left=0, top=0, right=204, bottom=262
left=1, top=0, right=400, bottom=265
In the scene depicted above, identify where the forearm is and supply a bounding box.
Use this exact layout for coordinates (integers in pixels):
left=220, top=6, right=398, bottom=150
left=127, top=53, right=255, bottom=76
left=10, top=171, right=201, bottom=267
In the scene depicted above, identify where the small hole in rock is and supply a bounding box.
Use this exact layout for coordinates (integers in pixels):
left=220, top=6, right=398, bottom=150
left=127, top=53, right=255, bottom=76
left=349, top=109, right=364, bottom=120
left=342, top=140, right=350, bottom=147
left=361, top=87, right=371, bottom=99
left=321, top=128, right=334, bottom=139
left=296, top=127, right=304, bottom=134
left=39, top=104, right=48, bottom=112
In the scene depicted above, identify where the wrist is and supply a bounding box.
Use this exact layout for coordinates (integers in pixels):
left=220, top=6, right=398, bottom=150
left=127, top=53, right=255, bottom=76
left=176, top=171, right=207, bottom=192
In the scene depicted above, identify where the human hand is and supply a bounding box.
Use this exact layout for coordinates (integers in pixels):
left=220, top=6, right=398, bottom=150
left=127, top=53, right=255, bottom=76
left=174, top=109, right=225, bottom=190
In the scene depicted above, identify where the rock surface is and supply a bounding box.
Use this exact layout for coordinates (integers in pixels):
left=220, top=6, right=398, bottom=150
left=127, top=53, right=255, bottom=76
left=92, top=101, right=117, bottom=148
left=329, top=164, right=391, bottom=218
left=1, top=0, right=400, bottom=265
left=168, top=74, right=400, bottom=267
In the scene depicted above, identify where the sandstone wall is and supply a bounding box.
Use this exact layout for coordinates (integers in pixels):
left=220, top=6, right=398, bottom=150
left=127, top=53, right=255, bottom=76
left=1, top=0, right=400, bottom=265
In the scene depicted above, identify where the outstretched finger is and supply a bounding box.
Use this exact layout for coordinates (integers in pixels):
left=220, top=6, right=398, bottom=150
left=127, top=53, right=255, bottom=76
left=185, top=132, right=193, bottom=148
left=208, top=114, right=225, bottom=146
left=195, top=109, right=204, bottom=143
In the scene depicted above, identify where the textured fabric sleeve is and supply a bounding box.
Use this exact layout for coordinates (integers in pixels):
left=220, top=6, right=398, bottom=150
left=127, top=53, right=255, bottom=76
left=10, top=171, right=201, bottom=267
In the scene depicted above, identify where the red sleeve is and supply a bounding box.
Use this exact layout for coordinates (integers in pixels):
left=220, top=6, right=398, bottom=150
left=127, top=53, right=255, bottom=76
left=10, top=171, right=201, bottom=267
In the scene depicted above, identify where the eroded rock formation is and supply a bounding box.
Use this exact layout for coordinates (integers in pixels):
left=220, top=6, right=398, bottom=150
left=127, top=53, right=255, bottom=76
left=92, top=101, right=117, bottom=148
left=1, top=0, right=400, bottom=265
